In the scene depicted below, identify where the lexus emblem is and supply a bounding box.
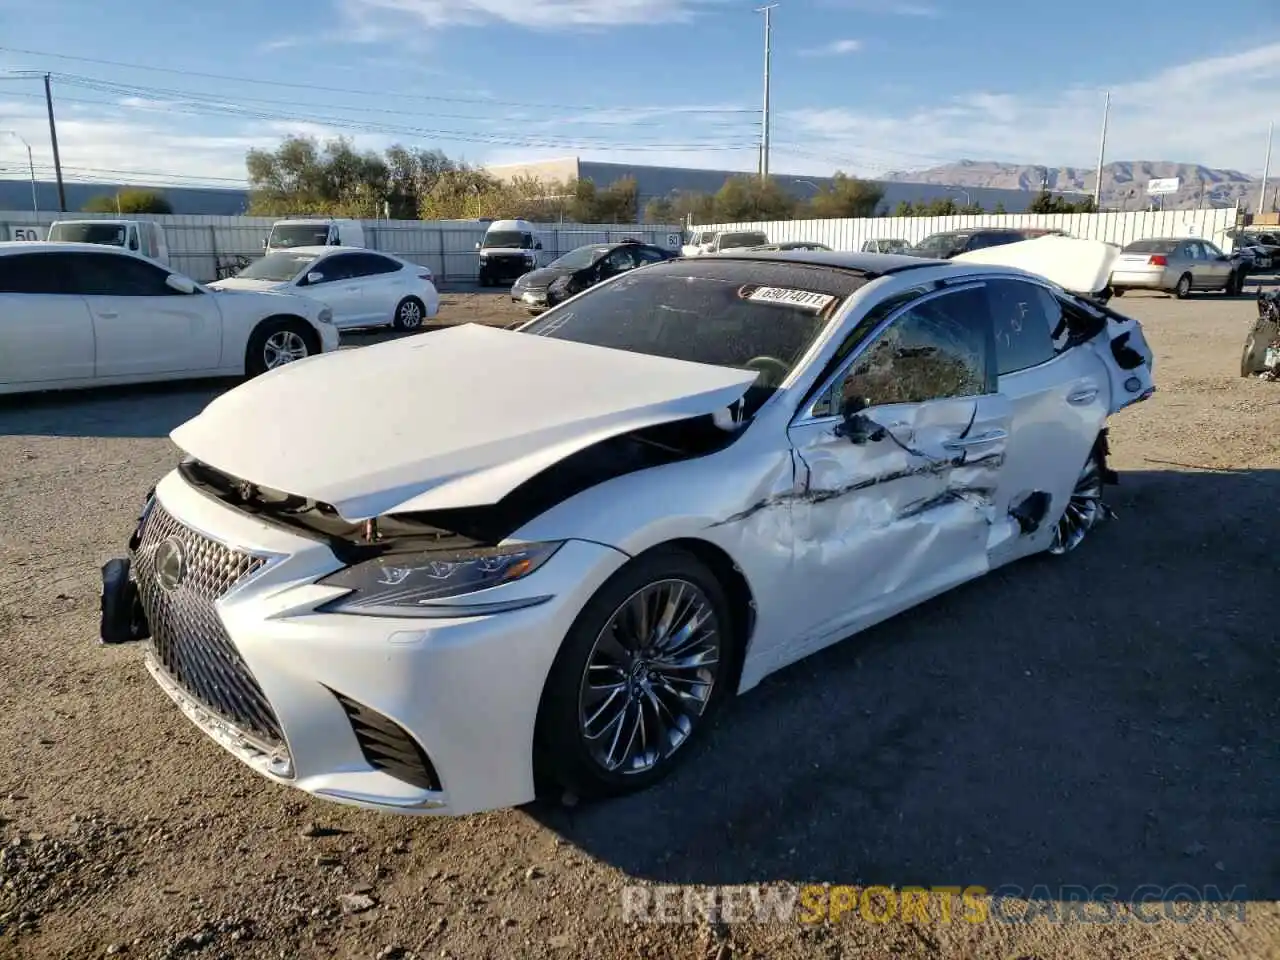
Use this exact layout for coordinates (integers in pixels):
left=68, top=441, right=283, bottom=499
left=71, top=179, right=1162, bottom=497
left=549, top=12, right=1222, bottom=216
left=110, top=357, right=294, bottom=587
left=154, top=537, right=188, bottom=591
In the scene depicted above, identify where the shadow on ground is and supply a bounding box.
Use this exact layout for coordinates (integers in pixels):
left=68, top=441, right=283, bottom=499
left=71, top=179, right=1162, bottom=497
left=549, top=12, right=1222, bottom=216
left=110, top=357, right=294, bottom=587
left=527, top=467, right=1280, bottom=903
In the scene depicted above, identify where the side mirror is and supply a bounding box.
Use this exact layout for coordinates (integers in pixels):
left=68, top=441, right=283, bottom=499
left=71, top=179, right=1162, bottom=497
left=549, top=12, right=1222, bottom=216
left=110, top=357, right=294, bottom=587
left=535, top=241, right=543, bottom=250
left=833, top=396, right=885, bottom=445
left=165, top=274, right=196, bottom=295
left=475, top=242, right=481, bottom=250
left=305, top=271, right=324, bottom=285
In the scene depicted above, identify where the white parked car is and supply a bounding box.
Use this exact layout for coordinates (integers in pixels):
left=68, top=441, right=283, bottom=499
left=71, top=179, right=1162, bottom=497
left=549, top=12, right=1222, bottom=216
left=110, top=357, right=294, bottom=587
left=0, top=242, right=338, bottom=396
left=210, top=247, right=439, bottom=332
left=100, top=244, right=1154, bottom=817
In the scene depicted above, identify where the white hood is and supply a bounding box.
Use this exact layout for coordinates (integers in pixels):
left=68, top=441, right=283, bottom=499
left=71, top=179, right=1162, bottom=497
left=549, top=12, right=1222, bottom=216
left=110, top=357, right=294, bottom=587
left=170, top=323, right=757, bottom=521
left=208, top=277, right=290, bottom=292
left=954, top=235, right=1120, bottom=294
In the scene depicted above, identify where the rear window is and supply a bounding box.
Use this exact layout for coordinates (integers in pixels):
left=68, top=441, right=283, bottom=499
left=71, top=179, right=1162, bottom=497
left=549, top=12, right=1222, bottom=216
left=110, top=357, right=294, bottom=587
left=718, top=232, right=769, bottom=250
left=1123, top=239, right=1178, bottom=254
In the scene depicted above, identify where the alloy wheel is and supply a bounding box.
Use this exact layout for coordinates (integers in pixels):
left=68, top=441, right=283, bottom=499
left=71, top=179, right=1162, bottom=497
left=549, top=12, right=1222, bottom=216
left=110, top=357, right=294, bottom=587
left=263, top=330, right=309, bottom=369
left=1049, top=455, right=1107, bottom=555
left=577, top=579, right=722, bottom=776
left=398, top=300, right=423, bottom=329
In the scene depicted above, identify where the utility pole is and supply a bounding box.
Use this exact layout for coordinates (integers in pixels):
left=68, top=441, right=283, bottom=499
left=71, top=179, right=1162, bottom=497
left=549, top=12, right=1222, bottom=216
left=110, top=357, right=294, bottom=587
left=756, top=4, right=777, bottom=181
left=43, top=73, right=67, bottom=213
left=1260, top=121, right=1273, bottom=216
left=1092, top=91, right=1110, bottom=211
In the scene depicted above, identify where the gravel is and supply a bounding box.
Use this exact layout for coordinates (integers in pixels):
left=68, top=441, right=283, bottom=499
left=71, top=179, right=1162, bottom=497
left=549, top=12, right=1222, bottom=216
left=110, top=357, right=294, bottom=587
left=1, top=285, right=1278, bottom=959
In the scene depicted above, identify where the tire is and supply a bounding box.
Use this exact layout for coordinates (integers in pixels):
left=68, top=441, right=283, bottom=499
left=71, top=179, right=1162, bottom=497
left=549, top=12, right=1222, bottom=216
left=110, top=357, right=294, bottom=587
left=1111, top=287, right=1125, bottom=297
left=1240, top=315, right=1279, bottom=376
left=244, top=317, right=316, bottom=378
left=1173, top=273, right=1193, bottom=299
left=533, top=546, right=737, bottom=801
left=1048, top=444, right=1107, bottom=556
left=478, top=269, right=491, bottom=287
left=392, top=296, right=425, bottom=332
left=1225, top=270, right=1243, bottom=297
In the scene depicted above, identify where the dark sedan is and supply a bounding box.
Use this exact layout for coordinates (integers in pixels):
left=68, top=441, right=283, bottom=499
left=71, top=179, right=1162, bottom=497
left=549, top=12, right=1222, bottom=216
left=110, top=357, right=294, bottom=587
left=511, top=240, right=675, bottom=314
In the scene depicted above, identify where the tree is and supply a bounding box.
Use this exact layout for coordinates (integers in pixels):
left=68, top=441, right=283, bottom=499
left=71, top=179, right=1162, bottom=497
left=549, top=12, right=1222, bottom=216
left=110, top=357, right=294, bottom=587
left=246, top=135, right=393, bottom=217
left=713, top=176, right=797, bottom=223
left=893, top=200, right=916, bottom=218
left=993, top=202, right=1007, bottom=215
left=805, top=172, right=884, bottom=219
left=1028, top=189, right=1096, bottom=214
left=83, top=189, right=172, bottom=214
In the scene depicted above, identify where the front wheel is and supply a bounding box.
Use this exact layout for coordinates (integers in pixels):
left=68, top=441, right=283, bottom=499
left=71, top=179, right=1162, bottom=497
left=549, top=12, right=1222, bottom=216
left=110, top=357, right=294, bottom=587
left=244, top=318, right=315, bottom=378
left=1224, top=270, right=1244, bottom=297
left=534, top=547, right=735, bottom=801
left=1174, top=273, right=1193, bottom=299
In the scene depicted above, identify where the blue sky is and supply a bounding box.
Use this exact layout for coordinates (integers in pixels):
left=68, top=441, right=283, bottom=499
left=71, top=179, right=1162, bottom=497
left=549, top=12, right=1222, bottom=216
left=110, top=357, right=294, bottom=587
left=0, top=0, right=1277, bottom=190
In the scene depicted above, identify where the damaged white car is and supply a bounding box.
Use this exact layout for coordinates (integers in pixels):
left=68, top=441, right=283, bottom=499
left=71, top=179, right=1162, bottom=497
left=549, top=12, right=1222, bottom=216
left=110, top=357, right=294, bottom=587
left=99, top=245, right=1154, bottom=817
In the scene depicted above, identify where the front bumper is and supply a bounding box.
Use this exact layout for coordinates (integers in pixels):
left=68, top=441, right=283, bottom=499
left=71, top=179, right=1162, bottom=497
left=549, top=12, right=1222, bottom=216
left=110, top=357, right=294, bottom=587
left=512, top=287, right=550, bottom=312
left=316, top=320, right=340, bottom=352
left=101, top=469, right=630, bottom=815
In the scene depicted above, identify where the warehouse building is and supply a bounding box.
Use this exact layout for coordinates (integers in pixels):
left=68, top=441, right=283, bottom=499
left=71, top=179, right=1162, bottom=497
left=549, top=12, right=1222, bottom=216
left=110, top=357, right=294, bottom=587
left=484, top=157, right=1041, bottom=214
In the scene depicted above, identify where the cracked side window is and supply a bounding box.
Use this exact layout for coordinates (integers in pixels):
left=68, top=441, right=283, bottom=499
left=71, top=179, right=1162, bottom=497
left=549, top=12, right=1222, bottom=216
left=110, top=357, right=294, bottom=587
left=833, top=286, right=993, bottom=408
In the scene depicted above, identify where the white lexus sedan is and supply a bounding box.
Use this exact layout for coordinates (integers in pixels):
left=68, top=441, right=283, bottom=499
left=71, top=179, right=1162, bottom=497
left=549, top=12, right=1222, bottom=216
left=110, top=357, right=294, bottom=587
left=0, top=242, right=338, bottom=396
left=209, top=247, right=440, bottom=332
left=99, top=244, right=1154, bottom=817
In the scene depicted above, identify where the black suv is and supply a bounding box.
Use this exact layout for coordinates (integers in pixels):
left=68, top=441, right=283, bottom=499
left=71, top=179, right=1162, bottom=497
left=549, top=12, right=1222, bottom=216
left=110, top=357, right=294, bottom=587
left=906, top=228, right=1035, bottom=259
left=510, top=240, right=675, bottom=314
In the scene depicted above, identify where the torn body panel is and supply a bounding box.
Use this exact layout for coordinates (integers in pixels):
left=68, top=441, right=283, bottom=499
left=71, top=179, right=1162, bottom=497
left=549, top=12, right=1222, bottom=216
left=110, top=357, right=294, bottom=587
left=764, top=393, right=1010, bottom=677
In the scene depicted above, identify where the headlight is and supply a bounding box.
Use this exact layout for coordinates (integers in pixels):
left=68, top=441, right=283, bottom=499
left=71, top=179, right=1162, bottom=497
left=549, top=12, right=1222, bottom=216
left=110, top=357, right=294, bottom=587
left=317, top=541, right=563, bottom=617
left=317, top=307, right=334, bottom=324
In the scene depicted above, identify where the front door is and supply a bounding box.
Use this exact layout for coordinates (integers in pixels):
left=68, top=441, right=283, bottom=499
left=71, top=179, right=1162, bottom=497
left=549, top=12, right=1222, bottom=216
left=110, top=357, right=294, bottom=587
left=70, top=251, right=222, bottom=376
left=785, top=282, right=1010, bottom=654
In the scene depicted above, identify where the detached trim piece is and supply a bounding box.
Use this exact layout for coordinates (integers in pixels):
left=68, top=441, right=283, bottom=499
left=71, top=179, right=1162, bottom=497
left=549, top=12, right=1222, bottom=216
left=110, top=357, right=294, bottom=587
left=329, top=689, right=443, bottom=792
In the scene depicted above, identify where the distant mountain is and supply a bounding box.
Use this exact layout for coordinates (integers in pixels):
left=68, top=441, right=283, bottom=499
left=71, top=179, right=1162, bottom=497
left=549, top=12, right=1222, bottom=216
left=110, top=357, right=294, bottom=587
left=880, top=160, right=1261, bottom=211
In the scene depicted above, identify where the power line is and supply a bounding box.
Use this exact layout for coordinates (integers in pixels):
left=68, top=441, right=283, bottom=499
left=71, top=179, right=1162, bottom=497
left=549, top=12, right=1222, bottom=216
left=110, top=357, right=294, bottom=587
left=2, top=77, right=757, bottom=153
left=0, top=45, right=759, bottom=115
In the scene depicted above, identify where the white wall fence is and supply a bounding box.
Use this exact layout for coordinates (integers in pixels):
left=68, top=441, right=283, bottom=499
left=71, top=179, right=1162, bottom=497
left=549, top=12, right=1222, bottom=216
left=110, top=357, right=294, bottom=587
left=693, top=208, right=1243, bottom=253
left=0, top=212, right=685, bottom=285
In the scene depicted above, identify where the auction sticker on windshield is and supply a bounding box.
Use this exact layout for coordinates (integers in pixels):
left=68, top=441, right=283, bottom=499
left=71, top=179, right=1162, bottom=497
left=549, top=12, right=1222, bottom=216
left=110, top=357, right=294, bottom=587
left=743, top=286, right=836, bottom=311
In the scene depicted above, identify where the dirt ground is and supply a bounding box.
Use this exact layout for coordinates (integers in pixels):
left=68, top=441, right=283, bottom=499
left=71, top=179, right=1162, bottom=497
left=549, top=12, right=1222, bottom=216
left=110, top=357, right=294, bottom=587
left=1, top=281, right=1278, bottom=960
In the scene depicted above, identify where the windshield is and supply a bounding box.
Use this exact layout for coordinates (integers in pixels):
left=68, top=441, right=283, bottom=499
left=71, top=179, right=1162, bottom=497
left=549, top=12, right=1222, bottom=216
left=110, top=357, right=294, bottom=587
left=48, top=222, right=127, bottom=245
left=269, top=224, right=331, bottom=249
left=1123, top=239, right=1179, bottom=254
left=549, top=244, right=609, bottom=270
left=237, top=252, right=316, bottom=282
left=719, top=232, right=768, bottom=250
left=519, top=259, right=866, bottom=392
left=909, top=233, right=968, bottom=258
left=482, top=230, right=531, bottom=249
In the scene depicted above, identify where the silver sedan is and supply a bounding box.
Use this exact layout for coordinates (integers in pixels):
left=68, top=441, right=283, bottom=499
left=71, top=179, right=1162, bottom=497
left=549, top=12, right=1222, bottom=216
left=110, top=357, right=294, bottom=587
left=1109, top=237, right=1244, bottom=298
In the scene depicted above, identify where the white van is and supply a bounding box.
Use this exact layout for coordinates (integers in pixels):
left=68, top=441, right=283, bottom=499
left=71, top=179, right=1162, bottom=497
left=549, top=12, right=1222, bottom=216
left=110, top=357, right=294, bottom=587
left=682, top=229, right=718, bottom=257
left=46, top=219, right=170, bottom=264
left=265, top=218, right=365, bottom=252
left=476, top=218, right=545, bottom=286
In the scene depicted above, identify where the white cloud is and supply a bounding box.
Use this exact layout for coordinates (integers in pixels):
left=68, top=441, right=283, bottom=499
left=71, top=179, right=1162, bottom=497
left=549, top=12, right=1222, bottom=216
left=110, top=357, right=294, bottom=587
left=340, top=0, right=725, bottom=34
left=818, top=0, right=939, bottom=16
left=800, top=38, right=863, bottom=57
left=776, top=41, right=1280, bottom=177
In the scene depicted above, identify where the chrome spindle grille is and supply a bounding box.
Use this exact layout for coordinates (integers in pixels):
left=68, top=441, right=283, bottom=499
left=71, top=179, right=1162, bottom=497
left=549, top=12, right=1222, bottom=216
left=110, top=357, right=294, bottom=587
left=133, top=500, right=285, bottom=748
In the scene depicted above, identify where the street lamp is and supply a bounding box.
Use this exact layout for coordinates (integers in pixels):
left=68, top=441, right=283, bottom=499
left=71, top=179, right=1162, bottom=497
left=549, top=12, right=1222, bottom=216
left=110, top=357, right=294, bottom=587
left=945, top=186, right=971, bottom=208
left=2, top=130, right=38, bottom=216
